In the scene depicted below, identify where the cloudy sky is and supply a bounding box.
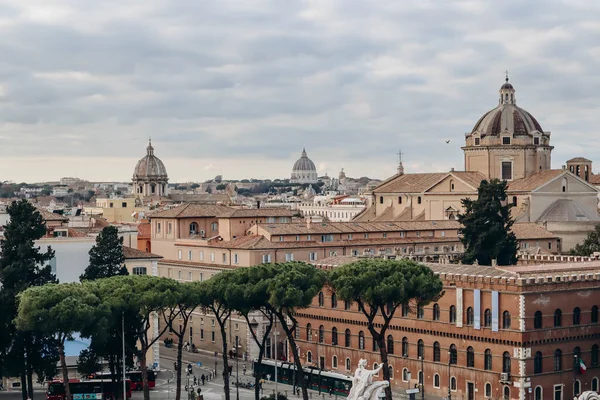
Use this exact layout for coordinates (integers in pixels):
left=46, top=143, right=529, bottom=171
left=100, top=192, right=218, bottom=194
left=1, top=0, right=599, bottom=183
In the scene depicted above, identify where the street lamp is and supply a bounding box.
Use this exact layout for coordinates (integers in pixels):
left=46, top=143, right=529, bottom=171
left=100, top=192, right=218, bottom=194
left=419, top=356, right=424, bottom=400
left=236, top=336, right=240, bottom=400
left=249, top=318, right=259, bottom=371
left=447, top=351, right=452, bottom=400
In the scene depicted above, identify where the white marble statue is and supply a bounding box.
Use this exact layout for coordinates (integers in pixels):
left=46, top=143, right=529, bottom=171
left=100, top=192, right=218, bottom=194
left=579, top=392, right=600, bottom=400
left=346, top=359, right=390, bottom=400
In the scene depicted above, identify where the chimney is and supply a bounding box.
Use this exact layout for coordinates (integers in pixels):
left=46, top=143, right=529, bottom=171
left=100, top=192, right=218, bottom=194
left=306, top=216, right=312, bottom=229
left=450, top=167, right=455, bottom=172
left=256, top=200, right=261, bottom=209
left=491, top=259, right=497, bottom=267
left=562, top=165, right=566, bottom=171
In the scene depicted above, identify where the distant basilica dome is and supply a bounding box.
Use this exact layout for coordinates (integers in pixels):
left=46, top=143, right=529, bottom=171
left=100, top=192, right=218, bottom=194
left=133, top=139, right=169, bottom=197
left=290, top=148, right=318, bottom=184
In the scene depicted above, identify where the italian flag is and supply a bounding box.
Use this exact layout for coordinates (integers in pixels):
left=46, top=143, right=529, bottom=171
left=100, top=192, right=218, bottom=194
left=580, top=359, right=587, bottom=374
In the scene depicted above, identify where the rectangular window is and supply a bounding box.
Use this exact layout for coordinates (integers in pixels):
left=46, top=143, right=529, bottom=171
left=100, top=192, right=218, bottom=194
left=122, top=202, right=127, bottom=208
left=279, top=236, right=284, bottom=242
left=347, top=234, right=352, bottom=240
left=262, top=254, right=272, bottom=263
left=309, top=252, right=317, bottom=261
left=211, top=331, right=215, bottom=342
left=329, top=251, right=337, bottom=257
left=200, top=251, right=204, bottom=261
left=534, top=137, right=540, bottom=145
left=502, top=161, right=512, bottom=180
left=441, top=231, right=446, bottom=237
left=233, top=253, right=239, bottom=264
left=178, top=250, right=182, bottom=260
left=211, top=252, right=215, bottom=262
left=177, top=271, right=182, bottom=280
left=351, top=250, right=358, bottom=256
left=285, top=253, right=294, bottom=261
left=321, top=235, right=333, bottom=242
left=266, top=217, right=276, bottom=223
left=296, top=235, right=300, bottom=241
left=235, top=323, right=239, bottom=331
left=400, top=231, right=405, bottom=238
left=109, top=202, right=113, bottom=208
left=188, top=250, right=193, bottom=261
left=211, top=222, right=218, bottom=231
left=548, top=242, right=552, bottom=250
left=132, top=267, right=147, bottom=275
left=157, top=223, right=161, bottom=233
left=168, top=223, right=172, bottom=234
left=416, top=231, right=420, bottom=237
left=200, top=329, right=204, bottom=340
left=364, top=233, right=369, bottom=239
left=474, top=137, right=480, bottom=146
left=167, top=269, right=172, bottom=278
left=383, top=233, right=387, bottom=238
left=200, top=318, right=204, bottom=325
left=199, top=273, right=203, bottom=281
left=222, top=253, right=226, bottom=263
left=503, top=136, right=511, bottom=145
left=188, top=272, right=192, bottom=280
left=211, top=319, right=215, bottom=327
left=307, top=235, right=311, bottom=240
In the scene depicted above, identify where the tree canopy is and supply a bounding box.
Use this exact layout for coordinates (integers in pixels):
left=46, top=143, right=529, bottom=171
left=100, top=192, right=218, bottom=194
left=571, top=224, right=600, bottom=256
left=81, top=226, right=127, bottom=280
left=328, top=258, right=443, bottom=400
left=458, top=179, right=518, bottom=265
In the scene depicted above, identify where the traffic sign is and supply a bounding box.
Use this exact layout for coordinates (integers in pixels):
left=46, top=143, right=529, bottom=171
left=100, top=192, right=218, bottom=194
left=196, top=362, right=202, bottom=367
left=406, top=388, right=420, bottom=394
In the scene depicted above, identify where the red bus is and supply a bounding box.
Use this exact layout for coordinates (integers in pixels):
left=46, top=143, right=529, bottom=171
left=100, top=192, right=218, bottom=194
left=47, top=379, right=132, bottom=400
left=91, top=371, right=156, bottom=391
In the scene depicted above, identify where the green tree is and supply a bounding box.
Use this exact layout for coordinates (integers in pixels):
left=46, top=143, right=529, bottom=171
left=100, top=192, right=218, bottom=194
left=216, top=184, right=227, bottom=191
left=226, top=266, right=276, bottom=400
left=81, top=226, right=127, bottom=280
left=98, top=275, right=179, bottom=400
left=161, top=281, right=203, bottom=400
left=76, top=349, right=101, bottom=377
left=265, top=262, right=327, bottom=400
left=0, top=200, right=57, bottom=400
left=190, top=183, right=200, bottom=189
left=15, top=282, right=101, bottom=400
left=329, top=259, right=443, bottom=400
left=458, top=179, right=518, bottom=265
left=571, top=225, right=600, bottom=256
left=196, top=273, right=234, bottom=400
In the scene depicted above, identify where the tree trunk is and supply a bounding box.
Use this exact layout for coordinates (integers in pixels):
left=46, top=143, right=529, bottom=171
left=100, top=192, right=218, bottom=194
left=175, top=336, right=184, bottom=400
left=375, top=333, right=392, bottom=400
left=140, top=344, right=150, bottom=400
left=219, top=325, right=231, bottom=400
left=58, top=340, right=71, bottom=400
left=275, top=313, right=308, bottom=400
left=20, top=369, right=27, bottom=400
left=26, top=366, right=34, bottom=400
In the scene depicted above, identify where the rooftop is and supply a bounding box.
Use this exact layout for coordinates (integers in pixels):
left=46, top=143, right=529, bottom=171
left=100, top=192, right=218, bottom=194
left=122, top=246, right=163, bottom=260
left=374, top=171, right=486, bottom=194
left=256, top=220, right=461, bottom=235
left=151, top=203, right=294, bottom=219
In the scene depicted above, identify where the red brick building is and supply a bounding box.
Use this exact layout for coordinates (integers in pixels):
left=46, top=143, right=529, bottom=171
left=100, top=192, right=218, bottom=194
left=293, top=256, right=600, bottom=400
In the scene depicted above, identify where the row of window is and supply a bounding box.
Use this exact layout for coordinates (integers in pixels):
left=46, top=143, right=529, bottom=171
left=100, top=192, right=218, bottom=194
left=536, top=307, right=599, bottom=328
left=166, top=268, right=205, bottom=281
left=535, top=346, right=599, bottom=373
left=380, top=196, right=422, bottom=205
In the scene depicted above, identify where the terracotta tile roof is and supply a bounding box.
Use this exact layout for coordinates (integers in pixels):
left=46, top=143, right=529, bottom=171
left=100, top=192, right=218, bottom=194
left=374, top=173, right=449, bottom=193
left=566, top=157, right=592, bottom=163
left=38, top=209, right=68, bottom=222
left=67, top=228, right=90, bottom=238
left=511, top=223, right=558, bottom=240
left=450, top=171, right=487, bottom=189
left=159, top=259, right=236, bottom=270
left=507, top=170, right=565, bottom=192
left=589, top=174, right=600, bottom=185
left=151, top=204, right=294, bottom=219
left=256, top=220, right=460, bottom=235
left=499, top=260, right=600, bottom=276
left=122, top=246, right=163, bottom=259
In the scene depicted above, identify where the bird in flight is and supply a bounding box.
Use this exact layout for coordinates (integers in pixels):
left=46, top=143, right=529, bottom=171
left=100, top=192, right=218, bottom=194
left=445, top=140, right=450, bottom=144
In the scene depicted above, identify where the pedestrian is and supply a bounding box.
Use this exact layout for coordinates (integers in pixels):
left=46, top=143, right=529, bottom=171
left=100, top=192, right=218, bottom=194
left=201, top=374, right=205, bottom=386
left=243, top=365, right=246, bottom=375
left=193, top=376, right=197, bottom=385
left=329, top=388, right=333, bottom=397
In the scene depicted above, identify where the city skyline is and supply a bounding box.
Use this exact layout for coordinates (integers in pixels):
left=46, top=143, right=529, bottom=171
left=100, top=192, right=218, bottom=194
left=1, top=1, right=600, bottom=182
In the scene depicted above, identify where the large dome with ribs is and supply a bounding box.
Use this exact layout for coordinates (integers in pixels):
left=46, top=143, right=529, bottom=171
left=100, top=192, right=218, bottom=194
left=133, top=140, right=168, bottom=179
left=471, top=80, right=544, bottom=137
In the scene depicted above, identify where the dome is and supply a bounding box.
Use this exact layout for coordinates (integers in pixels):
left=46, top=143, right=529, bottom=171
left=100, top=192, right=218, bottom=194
left=470, top=79, right=544, bottom=137
left=133, top=140, right=168, bottom=179
left=292, top=148, right=317, bottom=172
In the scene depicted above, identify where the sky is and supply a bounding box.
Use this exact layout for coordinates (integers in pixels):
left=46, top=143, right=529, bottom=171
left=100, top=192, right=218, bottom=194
left=1, top=0, right=600, bottom=183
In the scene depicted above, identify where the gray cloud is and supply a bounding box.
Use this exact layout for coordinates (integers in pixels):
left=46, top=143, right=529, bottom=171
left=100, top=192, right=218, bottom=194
left=1, top=0, right=600, bottom=181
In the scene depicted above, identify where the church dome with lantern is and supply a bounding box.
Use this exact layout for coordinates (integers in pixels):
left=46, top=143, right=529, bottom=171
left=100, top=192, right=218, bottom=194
left=291, top=148, right=318, bottom=184
left=132, top=140, right=169, bottom=197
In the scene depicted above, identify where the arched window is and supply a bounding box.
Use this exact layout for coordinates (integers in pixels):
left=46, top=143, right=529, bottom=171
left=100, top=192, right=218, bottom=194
left=330, top=355, right=337, bottom=369
left=592, top=305, right=599, bottom=324
left=433, top=342, right=440, bottom=362
left=418, top=370, right=423, bottom=385
left=433, top=303, right=440, bottom=321
left=450, top=180, right=454, bottom=192
left=485, top=383, right=492, bottom=398
left=387, top=335, right=394, bottom=354
left=398, top=196, right=402, bottom=204
left=592, top=344, right=599, bottom=366
left=450, top=376, right=457, bottom=391
left=433, top=374, right=440, bottom=388
left=554, top=349, right=562, bottom=371
left=562, top=177, right=568, bottom=192
left=484, top=309, right=492, bottom=327
left=331, top=293, right=337, bottom=309
left=449, top=344, right=457, bottom=364
left=574, top=380, right=581, bottom=397
left=502, top=311, right=511, bottom=329
left=417, top=303, right=424, bottom=319
left=534, top=351, right=543, bottom=374
left=358, top=331, right=365, bottom=350
left=417, top=339, right=424, bottom=359
left=592, top=377, right=599, bottom=392
left=534, top=386, right=543, bottom=400
left=503, top=386, right=510, bottom=399
left=331, top=327, right=338, bottom=346
left=402, top=337, right=409, bottom=357
left=372, top=337, right=378, bottom=352
left=534, top=310, right=542, bottom=329
left=344, top=329, right=351, bottom=347
left=466, top=307, right=474, bottom=325
left=307, top=351, right=312, bottom=363
left=502, top=351, right=511, bottom=373
left=318, top=325, right=324, bottom=343
left=306, top=324, right=312, bottom=341
left=554, top=309, right=562, bottom=327
left=484, top=349, right=492, bottom=370
left=345, top=358, right=351, bottom=371
left=573, top=307, right=581, bottom=325
left=388, top=366, right=393, bottom=379
left=401, top=303, right=409, bottom=317
left=344, top=300, right=351, bottom=311
left=466, top=346, right=474, bottom=367
left=318, top=292, right=324, bottom=307
left=189, top=222, right=198, bottom=234
left=449, top=305, right=456, bottom=323
left=573, top=347, right=581, bottom=370
left=417, top=196, right=422, bottom=204
left=402, top=368, right=409, bottom=382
